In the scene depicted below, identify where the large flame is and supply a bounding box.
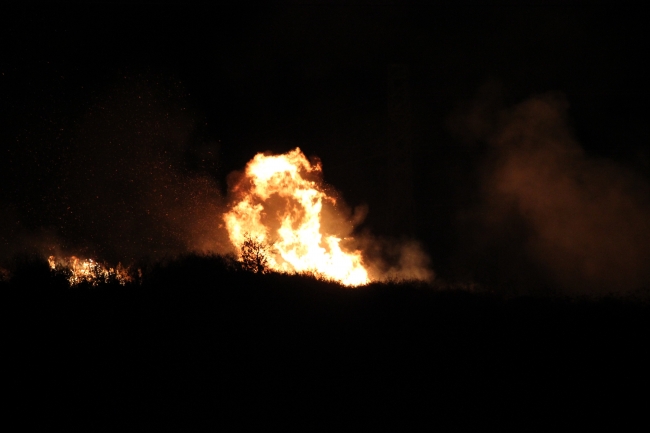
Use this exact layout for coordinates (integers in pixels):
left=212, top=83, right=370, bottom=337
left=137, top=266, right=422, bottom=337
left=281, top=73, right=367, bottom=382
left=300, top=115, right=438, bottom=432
left=224, top=148, right=370, bottom=286
left=48, top=255, right=132, bottom=286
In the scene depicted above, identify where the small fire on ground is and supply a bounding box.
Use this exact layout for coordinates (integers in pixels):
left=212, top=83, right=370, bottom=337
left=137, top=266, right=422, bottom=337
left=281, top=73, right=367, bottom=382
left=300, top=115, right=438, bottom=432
left=48, top=255, right=132, bottom=286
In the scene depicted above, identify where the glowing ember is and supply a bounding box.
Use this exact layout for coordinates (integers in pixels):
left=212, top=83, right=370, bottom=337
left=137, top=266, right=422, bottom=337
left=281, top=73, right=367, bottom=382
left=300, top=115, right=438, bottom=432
left=48, top=255, right=132, bottom=286
left=224, top=148, right=370, bottom=286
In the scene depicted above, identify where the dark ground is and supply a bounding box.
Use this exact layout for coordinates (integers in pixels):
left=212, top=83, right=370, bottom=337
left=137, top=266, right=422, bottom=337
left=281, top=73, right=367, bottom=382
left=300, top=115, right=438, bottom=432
left=4, top=255, right=649, bottom=428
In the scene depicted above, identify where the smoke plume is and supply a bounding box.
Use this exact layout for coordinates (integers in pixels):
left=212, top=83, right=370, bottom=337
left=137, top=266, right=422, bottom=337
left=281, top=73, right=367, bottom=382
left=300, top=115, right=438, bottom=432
left=452, top=90, right=650, bottom=295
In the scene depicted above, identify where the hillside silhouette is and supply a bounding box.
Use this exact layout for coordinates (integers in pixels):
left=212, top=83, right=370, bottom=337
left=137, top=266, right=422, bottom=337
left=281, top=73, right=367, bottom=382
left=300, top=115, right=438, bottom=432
left=4, top=254, right=649, bottom=428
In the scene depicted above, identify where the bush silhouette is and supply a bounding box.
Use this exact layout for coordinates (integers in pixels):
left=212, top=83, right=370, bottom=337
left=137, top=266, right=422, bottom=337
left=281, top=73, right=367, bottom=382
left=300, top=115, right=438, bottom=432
left=240, top=232, right=271, bottom=274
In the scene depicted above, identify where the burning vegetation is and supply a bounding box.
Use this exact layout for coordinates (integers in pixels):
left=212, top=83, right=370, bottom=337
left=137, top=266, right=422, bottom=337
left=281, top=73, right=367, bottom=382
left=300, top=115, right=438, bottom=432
left=47, top=255, right=132, bottom=286
left=224, top=148, right=370, bottom=286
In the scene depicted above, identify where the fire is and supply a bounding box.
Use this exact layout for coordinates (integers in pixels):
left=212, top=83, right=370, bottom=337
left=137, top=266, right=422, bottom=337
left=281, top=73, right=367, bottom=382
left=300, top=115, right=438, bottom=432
left=223, top=148, right=370, bottom=286
left=48, top=255, right=132, bottom=286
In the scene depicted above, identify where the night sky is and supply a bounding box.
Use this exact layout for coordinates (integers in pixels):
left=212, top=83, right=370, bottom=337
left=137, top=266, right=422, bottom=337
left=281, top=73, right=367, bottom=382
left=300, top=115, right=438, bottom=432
left=2, top=3, right=649, bottom=295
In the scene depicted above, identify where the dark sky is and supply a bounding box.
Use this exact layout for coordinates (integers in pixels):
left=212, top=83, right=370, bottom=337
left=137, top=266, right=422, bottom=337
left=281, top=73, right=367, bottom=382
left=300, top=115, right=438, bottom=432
left=2, top=3, right=649, bottom=294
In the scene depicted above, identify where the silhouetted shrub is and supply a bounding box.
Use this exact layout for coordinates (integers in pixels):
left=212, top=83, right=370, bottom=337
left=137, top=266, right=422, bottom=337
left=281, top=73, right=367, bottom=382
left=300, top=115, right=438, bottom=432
left=240, top=232, right=271, bottom=274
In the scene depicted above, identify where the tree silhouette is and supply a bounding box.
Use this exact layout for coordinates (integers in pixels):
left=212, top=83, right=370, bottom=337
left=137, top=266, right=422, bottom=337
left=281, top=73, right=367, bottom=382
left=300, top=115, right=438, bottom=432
left=240, top=233, right=271, bottom=274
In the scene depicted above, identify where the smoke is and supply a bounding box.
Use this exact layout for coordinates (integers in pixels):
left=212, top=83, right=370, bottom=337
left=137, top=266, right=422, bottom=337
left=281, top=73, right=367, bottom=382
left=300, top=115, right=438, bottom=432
left=451, top=89, right=650, bottom=295
left=28, top=75, right=232, bottom=263
left=363, top=237, right=434, bottom=283
left=314, top=184, right=434, bottom=283
left=316, top=168, right=435, bottom=284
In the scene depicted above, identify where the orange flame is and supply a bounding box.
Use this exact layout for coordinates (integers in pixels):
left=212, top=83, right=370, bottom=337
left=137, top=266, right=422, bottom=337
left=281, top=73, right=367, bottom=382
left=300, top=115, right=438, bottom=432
left=223, top=148, right=370, bottom=286
left=48, top=255, right=132, bottom=286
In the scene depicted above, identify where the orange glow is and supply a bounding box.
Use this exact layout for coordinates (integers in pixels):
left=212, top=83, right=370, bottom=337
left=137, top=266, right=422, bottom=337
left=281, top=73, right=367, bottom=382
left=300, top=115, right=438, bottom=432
left=48, top=255, right=132, bottom=286
left=223, top=148, right=370, bottom=286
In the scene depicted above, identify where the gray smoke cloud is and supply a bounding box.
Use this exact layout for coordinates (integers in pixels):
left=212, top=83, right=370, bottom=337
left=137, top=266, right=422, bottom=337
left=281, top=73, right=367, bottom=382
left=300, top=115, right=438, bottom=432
left=451, top=89, right=650, bottom=296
